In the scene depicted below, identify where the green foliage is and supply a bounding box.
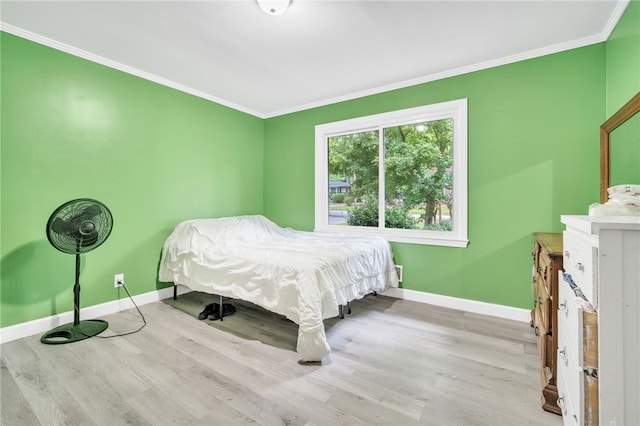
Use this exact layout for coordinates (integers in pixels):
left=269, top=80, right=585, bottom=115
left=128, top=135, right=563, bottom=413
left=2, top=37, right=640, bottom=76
left=384, top=119, right=453, bottom=225
left=331, top=193, right=345, bottom=203
left=344, top=196, right=354, bottom=206
left=347, top=202, right=417, bottom=229
left=347, top=202, right=379, bottom=227
left=424, top=219, right=452, bottom=231
left=328, top=131, right=379, bottom=200
left=385, top=205, right=418, bottom=229
left=329, top=119, right=453, bottom=227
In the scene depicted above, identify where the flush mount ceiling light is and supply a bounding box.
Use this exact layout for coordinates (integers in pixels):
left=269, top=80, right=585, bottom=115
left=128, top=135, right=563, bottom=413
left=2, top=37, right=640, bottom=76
left=256, top=0, right=292, bottom=16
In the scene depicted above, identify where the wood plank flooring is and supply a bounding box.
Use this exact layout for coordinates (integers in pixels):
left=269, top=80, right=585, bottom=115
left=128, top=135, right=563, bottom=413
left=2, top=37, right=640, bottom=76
left=1, top=293, right=563, bottom=426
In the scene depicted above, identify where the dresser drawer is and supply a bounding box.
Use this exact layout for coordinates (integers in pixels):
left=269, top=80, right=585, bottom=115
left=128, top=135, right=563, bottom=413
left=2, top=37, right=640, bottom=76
left=557, top=361, right=582, bottom=426
left=533, top=305, right=550, bottom=375
left=534, top=278, right=551, bottom=331
left=557, top=273, right=584, bottom=365
left=537, top=250, right=555, bottom=293
left=557, top=319, right=583, bottom=415
left=562, top=230, right=598, bottom=307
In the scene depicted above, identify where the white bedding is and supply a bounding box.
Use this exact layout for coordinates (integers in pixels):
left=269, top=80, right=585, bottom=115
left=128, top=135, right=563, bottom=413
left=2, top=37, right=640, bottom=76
left=158, top=215, right=399, bottom=361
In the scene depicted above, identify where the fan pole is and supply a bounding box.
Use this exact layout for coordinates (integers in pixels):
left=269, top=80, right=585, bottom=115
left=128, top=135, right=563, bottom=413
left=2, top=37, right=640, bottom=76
left=40, top=251, right=109, bottom=344
left=73, top=253, right=81, bottom=326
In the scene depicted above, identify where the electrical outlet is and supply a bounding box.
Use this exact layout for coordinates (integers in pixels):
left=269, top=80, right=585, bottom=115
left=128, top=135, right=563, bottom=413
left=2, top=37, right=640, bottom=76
left=394, top=265, right=403, bottom=282
left=114, top=273, right=124, bottom=288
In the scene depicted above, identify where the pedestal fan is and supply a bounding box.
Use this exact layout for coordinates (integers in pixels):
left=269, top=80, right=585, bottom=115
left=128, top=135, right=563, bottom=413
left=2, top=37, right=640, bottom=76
left=41, top=198, right=113, bottom=344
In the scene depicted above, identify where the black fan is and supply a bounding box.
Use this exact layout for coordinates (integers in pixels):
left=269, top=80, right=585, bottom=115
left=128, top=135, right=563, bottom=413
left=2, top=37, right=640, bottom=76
left=41, top=198, right=113, bottom=344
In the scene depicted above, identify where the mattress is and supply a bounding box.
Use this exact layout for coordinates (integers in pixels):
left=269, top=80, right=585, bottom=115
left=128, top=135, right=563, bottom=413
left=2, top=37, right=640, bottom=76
left=158, top=215, right=399, bottom=361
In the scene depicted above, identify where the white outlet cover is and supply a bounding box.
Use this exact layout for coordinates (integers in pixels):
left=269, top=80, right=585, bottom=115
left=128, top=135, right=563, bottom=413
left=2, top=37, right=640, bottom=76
left=395, top=265, right=403, bottom=282
left=114, top=273, right=124, bottom=287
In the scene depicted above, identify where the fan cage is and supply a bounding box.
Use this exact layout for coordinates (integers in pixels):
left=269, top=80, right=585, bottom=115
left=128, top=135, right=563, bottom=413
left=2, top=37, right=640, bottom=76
left=46, top=198, right=113, bottom=254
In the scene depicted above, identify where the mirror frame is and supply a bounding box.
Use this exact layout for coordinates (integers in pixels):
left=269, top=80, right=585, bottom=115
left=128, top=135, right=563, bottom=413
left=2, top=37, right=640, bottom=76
left=600, top=92, right=640, bottom=203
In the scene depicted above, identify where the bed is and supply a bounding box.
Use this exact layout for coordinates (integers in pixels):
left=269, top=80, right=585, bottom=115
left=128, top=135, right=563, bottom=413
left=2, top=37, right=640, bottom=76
left=158, top=215, right=399, bottom=361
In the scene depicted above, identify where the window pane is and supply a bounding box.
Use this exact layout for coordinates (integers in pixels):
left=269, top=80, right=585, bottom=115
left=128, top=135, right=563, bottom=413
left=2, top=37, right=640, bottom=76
left=327, top=130, right=379, bottom=227
left=384, top=119, right=453, bottom=231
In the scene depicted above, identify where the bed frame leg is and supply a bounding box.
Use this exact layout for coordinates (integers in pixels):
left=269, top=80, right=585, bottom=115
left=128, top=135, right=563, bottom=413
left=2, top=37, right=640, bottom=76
left=219, top=294, right=223, bottom=322
left=339, top=305, right=344, bottom=319
left=347, top=301, right=351, bottom=314
left=173, top=285, right=177, bottom=300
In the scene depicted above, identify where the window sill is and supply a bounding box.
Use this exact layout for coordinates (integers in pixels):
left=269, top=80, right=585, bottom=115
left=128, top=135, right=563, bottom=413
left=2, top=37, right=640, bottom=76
left=314, top=225, right=469, bottom=248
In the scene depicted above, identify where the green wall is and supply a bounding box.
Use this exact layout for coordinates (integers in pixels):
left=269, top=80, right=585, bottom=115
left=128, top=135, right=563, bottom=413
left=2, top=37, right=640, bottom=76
left=1, top=33, right=264, bottom=328
left=264, top=45, right=606, bottom=309
left=606, top=0, right=640, bottom=115
left=605, top=0, right=640, bottom=187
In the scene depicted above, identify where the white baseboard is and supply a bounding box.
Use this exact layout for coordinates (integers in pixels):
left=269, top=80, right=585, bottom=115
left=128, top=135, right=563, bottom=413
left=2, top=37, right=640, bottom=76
left=1, top=285, right=529, bottom=344
left=0, top=285, right=191, bottom=345
left=380, top=287, right=531, bottom=323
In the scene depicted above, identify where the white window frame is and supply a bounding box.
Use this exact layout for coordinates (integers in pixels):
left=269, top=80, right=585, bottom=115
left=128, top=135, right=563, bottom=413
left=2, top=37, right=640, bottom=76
left=314, top=98, right=468, bottom=248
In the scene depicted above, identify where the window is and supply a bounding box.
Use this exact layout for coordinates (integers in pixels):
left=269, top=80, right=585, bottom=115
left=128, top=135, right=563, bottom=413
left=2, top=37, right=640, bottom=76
left=315, top=98, right=468, bottom=247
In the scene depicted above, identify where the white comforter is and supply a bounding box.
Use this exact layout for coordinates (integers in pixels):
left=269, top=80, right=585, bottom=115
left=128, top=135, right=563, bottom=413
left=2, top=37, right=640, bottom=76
left=158, top=215, right=398, bottom=361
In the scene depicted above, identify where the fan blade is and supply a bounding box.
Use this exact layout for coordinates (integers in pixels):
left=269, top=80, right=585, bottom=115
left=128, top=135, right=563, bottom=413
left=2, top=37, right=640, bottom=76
left=79, top=204, right=101, bottom=219
left=50, top=217, right=73, bottom=235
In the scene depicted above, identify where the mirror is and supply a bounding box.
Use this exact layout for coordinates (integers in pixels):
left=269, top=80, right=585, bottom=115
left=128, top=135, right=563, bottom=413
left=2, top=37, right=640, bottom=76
left=600, top=92, right=640, bottom=203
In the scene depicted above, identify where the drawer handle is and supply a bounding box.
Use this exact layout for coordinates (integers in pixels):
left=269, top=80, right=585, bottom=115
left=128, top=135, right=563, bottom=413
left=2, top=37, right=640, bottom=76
left=564, top=250, right=570, bottom=257
left=534, top=326, right=539, bottom=336
left=575, top=262, right=584, bottom=271
left=557, top=395, right=567, bottom=415
left=559, top=347, right=568, bottom=366
left=559, top=299, right=569, bottom=316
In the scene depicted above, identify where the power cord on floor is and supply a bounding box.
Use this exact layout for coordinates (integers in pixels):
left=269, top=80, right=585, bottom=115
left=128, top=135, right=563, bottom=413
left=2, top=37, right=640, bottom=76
left=91, top=280, right=147, bottom=338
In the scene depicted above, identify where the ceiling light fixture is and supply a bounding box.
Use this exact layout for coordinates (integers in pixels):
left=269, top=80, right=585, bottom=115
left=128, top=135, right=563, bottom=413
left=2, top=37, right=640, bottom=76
left=256, top=0, right=292, bottom=16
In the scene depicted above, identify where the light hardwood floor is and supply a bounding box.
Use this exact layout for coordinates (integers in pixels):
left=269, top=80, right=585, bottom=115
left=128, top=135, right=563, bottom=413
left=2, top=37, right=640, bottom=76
left=1, top=293, right=563, bottom=426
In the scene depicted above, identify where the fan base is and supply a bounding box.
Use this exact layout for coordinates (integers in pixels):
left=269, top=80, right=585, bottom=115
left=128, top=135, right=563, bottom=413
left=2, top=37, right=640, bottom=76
left=40, top=319, right=108, bottom=344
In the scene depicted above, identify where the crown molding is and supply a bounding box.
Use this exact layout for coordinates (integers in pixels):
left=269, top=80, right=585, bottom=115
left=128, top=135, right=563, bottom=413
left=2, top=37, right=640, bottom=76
left=0, top=23, right=267, bottom=119
left=601, top=0, right=631, bottom=40
left=264, top=31, right=610, bottom=118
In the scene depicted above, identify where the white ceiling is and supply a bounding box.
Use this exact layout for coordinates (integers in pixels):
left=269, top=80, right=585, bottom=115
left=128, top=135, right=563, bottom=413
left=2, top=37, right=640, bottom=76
left=0, top=0, right=628, bottom=118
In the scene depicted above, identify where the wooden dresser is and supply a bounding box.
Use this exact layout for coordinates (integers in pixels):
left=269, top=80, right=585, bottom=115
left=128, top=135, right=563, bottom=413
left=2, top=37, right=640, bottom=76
left=531, top=232, right=563, bottom=415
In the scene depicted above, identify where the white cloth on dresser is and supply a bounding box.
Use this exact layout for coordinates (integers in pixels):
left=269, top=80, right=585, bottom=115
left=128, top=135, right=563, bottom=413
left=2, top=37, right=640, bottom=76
left=589, top=184, right=640, bottom=216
